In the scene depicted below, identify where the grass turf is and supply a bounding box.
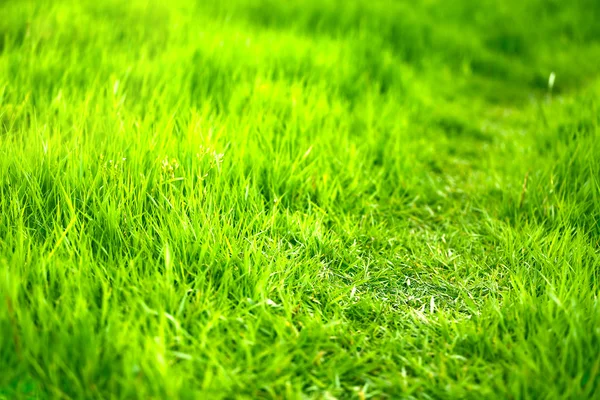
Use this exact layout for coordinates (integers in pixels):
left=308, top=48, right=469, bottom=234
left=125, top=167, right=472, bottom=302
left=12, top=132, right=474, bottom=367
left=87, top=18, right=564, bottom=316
left=1, top=0, right=600, bottom=398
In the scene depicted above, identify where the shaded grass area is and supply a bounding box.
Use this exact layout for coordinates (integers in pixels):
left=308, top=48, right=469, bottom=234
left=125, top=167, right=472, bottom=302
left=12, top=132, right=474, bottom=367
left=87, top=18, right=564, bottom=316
left=1, top=0, right=599, bottom=398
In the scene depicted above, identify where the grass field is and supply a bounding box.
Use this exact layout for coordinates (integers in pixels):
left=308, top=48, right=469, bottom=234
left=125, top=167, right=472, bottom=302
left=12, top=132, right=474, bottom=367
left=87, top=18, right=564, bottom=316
left=1, top=0, right=600, bottom=398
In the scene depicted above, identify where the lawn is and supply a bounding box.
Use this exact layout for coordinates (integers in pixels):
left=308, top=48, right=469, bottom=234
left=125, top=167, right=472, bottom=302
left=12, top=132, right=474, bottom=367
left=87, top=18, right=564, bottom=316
left=1, top=0, right=600, bottom=398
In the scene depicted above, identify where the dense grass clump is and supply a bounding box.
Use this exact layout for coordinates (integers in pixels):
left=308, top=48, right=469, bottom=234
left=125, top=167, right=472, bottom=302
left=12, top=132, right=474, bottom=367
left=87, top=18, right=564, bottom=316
left=1, top=0, right=600, bottom=398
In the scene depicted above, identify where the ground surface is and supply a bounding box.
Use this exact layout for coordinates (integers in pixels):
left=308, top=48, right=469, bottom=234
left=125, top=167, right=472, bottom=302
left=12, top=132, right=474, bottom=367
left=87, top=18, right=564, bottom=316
left=1, top=0, right=600, bottom=398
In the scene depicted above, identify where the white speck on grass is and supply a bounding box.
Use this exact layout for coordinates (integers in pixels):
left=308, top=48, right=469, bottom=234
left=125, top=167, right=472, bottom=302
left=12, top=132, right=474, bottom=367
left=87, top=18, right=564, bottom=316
left=430, top=296, right=435, bottom=313
left=171, top=351, right=193, bottom=361
left=302, top=145, right=313, bottom=159
left=548, top=72, right=556, bottom=90
left=266, top=299, right=280, bottom=307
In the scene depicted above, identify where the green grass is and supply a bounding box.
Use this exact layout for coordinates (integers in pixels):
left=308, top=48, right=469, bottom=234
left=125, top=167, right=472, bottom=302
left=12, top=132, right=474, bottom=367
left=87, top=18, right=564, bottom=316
left=1, top=0, right=600, bottom=398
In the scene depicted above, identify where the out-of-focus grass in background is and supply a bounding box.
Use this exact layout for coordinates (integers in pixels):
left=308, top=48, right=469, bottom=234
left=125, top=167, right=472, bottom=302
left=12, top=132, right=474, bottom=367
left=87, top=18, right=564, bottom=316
left=1, top=0, right=599, bottom=398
